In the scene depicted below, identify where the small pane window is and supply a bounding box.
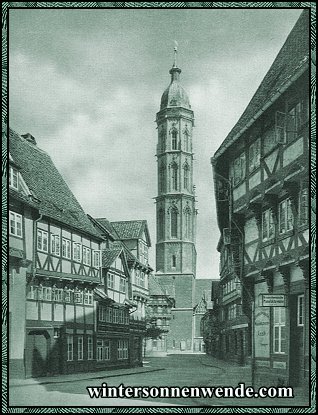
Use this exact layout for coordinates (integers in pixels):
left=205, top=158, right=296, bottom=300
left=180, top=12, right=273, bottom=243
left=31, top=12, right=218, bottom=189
left=9, top=166, right=19, bottom=189
left=9, top=212, right=23, bottom=238
left=297, top=295, right=304, bottom=326
left=233, top=152, right=246, bottom=186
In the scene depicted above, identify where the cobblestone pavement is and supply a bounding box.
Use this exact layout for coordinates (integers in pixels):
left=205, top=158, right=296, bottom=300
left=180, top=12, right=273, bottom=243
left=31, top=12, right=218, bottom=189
left=8, top=353, right=310, bottom=408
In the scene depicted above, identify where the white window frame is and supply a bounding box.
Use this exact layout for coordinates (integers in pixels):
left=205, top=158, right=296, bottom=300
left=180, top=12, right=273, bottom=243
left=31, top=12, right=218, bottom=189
left=93, top=250, right=101, bottom=268
left=53, top=288, right=63, bottom=302
left=87, top=336, right=93, bottom=360
left=9, top=211, right=23, bottom=238
left=62, top=238, right=71, bottom=259
left=118, top=339, right=128, bottom=360
left=262, top=208, right=275, bottom=241
left=41, top=286, right=52, bottom=301
left=27, top=285, right=37, bottom=300
left=119, top=277, right=126, bottom=293
left=83, top=246, right=91, bottom=266
left=77, top=336, right=84, bottom=361
left=84, top=291, right=93, bottom=306
left=113, top=308, right=119, bottom=324
left=99, top=305, right=106, bottom=322
left=74, top=289, right=83, bottom=304
left=37, top=229, right=48, bottom=252
left=73, top=242, right=82, bottom=262
left=64, top=289, right=72, bottom=303
left=299, top=188, right=309, bottom=226
left=51, top=234, right=60, bottom=256
left=297, top=294, right=304, bottom=327
left=107, top=273, right=114, bottom=289
left=279, top=198, right=294, bottom=234
left=9, top=165, right=19, bottom=189
left=273, top=307, right=286, bottom=354
left=67, top=335, right=73, bottom=361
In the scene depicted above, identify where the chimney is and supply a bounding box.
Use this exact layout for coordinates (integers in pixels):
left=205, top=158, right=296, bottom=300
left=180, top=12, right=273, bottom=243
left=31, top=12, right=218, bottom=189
left=21, top=133, right=37, bottom=145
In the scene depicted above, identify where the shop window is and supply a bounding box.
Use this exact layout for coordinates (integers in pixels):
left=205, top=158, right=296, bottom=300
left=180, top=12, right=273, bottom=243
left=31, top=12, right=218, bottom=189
left=67, top=335, right=73, bottom=361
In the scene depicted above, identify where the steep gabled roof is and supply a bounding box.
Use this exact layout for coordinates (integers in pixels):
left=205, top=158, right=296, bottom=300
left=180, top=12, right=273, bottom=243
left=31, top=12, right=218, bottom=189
left=111, top=220, right=151, bottom=247
left=9, top=128, right=102, bottom=239
left=102, top=247, right=123, bottom=268
left=214, top=10, right=309, bottom=159
left=90, top=216, right=116, bottom=240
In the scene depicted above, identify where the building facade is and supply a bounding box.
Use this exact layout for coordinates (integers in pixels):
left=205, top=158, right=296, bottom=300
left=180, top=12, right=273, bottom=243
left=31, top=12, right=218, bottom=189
left=154, top=51, right=198, bottom=353
left=9, top=129, right=152, bottom=378
left=211, top=11, right=310, bottom=389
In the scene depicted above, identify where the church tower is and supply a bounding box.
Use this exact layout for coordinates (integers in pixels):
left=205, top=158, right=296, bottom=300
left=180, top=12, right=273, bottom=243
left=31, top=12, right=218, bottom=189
left=155, top=46, right=197, bottom=352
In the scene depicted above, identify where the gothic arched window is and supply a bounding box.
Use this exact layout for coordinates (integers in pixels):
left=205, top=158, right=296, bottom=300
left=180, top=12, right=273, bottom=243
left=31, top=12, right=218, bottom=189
left=171, top=163, right=178, bottom=191
left=183, top=164, right=189, bottom=190
left=184, top=130, right=189, bottom=152
left=158, top=208, right=165, bottom=240
left=171, top=130, right=178, bottom=150
left=171, top=208, right=178, bottom=238
left=159, top=164, right=165, bottom=193
left=184, top=208, right=192, bottom=239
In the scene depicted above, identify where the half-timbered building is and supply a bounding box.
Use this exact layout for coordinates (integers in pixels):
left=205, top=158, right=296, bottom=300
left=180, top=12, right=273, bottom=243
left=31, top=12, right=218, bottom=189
left=9, top=128, right=104, bottom=377
left=211, top=11, right=310, bottom=389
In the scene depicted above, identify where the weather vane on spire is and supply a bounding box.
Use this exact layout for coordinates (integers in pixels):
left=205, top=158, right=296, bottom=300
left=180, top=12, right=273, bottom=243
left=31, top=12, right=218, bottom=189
left=173, top=40, right=178, bottom=67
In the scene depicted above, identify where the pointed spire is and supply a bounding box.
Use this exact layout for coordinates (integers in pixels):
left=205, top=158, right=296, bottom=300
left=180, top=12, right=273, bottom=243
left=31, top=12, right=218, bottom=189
left=170, top=40, right=181, bottom=82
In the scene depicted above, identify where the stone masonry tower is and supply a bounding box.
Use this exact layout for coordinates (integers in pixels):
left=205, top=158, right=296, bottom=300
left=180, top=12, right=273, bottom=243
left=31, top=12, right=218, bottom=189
left=155, top=46, right=197, bottom=352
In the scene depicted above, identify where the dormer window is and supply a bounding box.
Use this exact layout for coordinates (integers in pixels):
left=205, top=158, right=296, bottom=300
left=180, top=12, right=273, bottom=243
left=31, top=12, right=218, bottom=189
left=9, top=165, right=18, bottom=190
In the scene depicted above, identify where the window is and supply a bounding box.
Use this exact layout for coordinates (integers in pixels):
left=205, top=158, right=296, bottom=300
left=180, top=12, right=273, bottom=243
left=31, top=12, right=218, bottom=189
left=83, top=246, right=91, bottom=266
left=158, top=209, right=165, bottom=240
left=73, top=242, right=82, bottom=262
left=113, top=309, right=119, bottom=324
left=118, top=339, right=128, bottom=360
left=93, top=250, right=101, bottom=268
left=262, top=208, right=275, bottom=241
left=263, top=124, right=276, bottom=154
left=171, top=163, right=178, bottom=191
left=172, top=255, right=176, bottom=268
left=84, top=290, right=93, bottom=306
left=279, top=199, right=294, bottom=234
left=87, top=336, right=93, bottom=360
left=53, top=328, right=60, bottom=338
left=9, top=212, right=22, bottom=237
left=119, top=277, right=126, bottom=293
left=185, top=209, right=191, bottom=239
left=106, top=307, right=113, bottom=323
left=67, top=335, right=73, bottom=361
left=99, top=305, right=106, bottom=322
left=53, top=288, right=63, bottom=302
left=107, top=273, right=114, bottom=289
left=37, top=229, right=48, bottom=252
left=64, top=289, right=72, bottom=303
left=27, top=285, right=37, bottom=300
left=9, top=166, right=18, bottom=189
left=184, top=129, right=190, bottom=152
left=74, top=289, right=83, bottom=304
left=41, top=286, right=52, bottom=301
left=124, top=310, right=129, bottom=325
left=297, top=295, right=304, bottom=326
left=97, top=339, right=110, bottom=361
left=171, top=209, right=178, bottom=238
left=183, top=164, right=189, bottom=190
left=171, top=129, right=178, bottom=150
left=248, top=138, right=261, bottom=173
left=160, top=131, right=166, bottom=151
left=233, top=153, right=246, bottom=186
left=159, top=166, right=165, bottom=193
left=77, top=336, right=83, bottom=360
left=139, top=272, right=145, bottom=288
left=62, top=238, right=71, bottom=259
left=299, top=188, right=309, bottom=226
left=286, top=101, right=303, bottom=143
left=51, top=234, right=60, bottom=256
left=273, top=307, right=286, bottom=354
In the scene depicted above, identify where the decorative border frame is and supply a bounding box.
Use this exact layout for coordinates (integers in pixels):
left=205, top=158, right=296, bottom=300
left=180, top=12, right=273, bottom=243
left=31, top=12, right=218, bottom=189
left=2, top=2, right=316, bottom=413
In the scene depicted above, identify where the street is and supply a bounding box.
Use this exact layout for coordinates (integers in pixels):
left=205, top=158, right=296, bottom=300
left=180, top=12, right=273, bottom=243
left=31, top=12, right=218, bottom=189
left=9, top=354, right=309, bottom=407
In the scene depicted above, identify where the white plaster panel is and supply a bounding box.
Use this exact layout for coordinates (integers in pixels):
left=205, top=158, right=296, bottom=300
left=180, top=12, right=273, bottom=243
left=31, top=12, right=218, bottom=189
left=76, top=305, right=85, bottom=323
left=283, top=137, right=303, bottom=167
left=264, top=149, right=278, bottom=173
left=26, top=301, right=38, bottom=320
left=233, top=182, right=246, bottom=201
left=54, top=304, right=64, bottom=322
left=245, top=217, right=259, bottom=243
left=65, top=305, right=74, bottom=322
left=40, top=303, right=52, bottom=321
left=290, top=265, right=304, bottom=282
left=249, top=170, right=261, bottom=190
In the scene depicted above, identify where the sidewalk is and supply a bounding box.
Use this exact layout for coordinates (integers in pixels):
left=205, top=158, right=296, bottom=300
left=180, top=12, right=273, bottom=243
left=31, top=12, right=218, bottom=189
left=9, top=365, right=165, bottom=387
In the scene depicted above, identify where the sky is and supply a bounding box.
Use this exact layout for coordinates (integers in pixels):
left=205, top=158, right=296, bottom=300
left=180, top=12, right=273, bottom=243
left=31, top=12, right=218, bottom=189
left=9, top=7, right=303, bottom=279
